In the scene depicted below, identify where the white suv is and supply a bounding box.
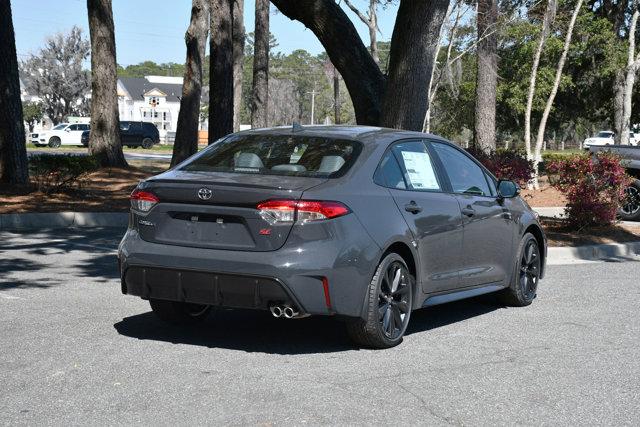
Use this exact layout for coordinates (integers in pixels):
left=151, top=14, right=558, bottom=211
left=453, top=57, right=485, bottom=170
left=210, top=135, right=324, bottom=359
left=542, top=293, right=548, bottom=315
left=583, top=130, right=638, bottom=148
left=32, top=123, right=91, bottom=148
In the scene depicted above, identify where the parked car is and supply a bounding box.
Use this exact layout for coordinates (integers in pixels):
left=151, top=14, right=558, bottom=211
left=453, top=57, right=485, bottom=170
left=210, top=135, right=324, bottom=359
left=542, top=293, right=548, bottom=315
left=80, top=121, right=160, bottom=149
left=33, top=123, right=91, bottom=148
left=589, top=144, right=640, bottom=221
left=118, top=125, right=547, bottom=348
left=583, top=130, right=638, bottom=148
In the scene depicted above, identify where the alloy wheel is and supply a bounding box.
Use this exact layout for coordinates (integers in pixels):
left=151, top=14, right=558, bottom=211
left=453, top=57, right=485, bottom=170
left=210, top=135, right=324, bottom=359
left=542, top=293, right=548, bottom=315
left=621, top=186, right=640, bottom=216
left=378, top=261, right=411, bottom=340
left=520, top=240, right=540, bottom=300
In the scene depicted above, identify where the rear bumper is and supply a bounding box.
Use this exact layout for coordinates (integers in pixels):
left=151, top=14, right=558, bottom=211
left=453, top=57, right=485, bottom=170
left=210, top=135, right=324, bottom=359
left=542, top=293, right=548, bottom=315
left=118, top=214, right=381, bottom=318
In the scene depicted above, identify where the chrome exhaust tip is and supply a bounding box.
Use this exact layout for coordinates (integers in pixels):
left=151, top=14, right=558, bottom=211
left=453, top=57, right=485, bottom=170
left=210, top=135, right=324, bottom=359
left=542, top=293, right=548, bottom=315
left=283, top=306, right=298, bottom=319
left=270, top=305, right=283, bottom=318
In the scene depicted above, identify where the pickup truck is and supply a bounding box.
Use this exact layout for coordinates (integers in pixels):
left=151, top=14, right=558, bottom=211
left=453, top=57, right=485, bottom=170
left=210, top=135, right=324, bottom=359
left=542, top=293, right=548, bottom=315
left=589, top=145, right=640, bottom=220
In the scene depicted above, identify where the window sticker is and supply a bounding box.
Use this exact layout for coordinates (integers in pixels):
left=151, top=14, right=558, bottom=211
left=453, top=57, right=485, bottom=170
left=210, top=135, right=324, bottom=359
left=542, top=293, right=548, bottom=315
left=400, top=151, right=440, bottom=190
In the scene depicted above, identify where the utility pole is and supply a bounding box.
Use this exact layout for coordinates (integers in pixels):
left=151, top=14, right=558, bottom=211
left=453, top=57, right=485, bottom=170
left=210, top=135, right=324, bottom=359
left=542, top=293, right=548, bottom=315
left=307, top=87, right=317, bottom=125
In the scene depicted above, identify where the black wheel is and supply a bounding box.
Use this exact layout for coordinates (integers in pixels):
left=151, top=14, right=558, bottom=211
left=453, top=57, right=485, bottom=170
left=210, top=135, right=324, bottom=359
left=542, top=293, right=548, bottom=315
left=346, top=253, right=413, bottom=349
left=149, top=299, right=210, bottom=324
left=500, top=233, right=541, bottom=307
left=48, top=137, right=61, bottom=148
left=619, top=179, right=640, bottom=221
left=141, top=138, right=154, bottom=149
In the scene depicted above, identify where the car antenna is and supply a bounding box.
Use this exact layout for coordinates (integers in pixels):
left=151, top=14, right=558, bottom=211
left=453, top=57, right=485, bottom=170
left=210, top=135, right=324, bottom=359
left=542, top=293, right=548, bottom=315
left=292, top=122, right=304, bottom=133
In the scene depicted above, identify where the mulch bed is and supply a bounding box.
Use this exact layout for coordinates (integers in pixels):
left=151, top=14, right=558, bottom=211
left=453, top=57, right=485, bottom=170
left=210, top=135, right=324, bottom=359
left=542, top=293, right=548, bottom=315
left=541, top=217, right=640, bottom=247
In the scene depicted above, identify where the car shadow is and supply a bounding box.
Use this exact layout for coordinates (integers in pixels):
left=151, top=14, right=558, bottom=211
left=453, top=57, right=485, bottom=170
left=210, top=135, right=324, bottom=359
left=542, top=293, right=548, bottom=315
left=114, top=294, right=501, bottom=355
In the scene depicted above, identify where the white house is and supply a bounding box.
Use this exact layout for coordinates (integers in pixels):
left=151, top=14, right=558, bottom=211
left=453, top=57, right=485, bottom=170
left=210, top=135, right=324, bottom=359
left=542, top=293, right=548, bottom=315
left=117, top=75, right=183, bottom=138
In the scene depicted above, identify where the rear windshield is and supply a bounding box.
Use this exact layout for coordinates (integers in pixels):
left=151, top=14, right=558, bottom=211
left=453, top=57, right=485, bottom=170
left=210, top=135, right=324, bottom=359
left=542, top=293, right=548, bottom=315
left=180, top=134, right=361, bottom=177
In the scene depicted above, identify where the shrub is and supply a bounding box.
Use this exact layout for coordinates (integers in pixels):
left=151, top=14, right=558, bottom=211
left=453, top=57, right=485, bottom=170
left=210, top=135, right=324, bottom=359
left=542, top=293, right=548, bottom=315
left=29, top=154, right=99, bottom=193
left=546, top=152, right=632, bottom=228
left=466, top=147, right=535, bottom=187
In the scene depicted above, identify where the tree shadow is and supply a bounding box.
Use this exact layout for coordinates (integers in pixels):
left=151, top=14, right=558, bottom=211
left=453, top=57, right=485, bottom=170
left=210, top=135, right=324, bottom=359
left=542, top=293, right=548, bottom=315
left=114, top=294, right=501, bottom=355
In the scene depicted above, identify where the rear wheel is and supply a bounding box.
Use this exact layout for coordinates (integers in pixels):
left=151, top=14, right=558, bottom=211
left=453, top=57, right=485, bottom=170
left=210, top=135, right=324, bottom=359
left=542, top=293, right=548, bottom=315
left=48, top=137, right=61, bottom=148
left=619, top=179, right=640, bottom=221
left=141, top=138, right=154, bottom=149
left=149, top=299, right=210, bottom=324
left=346, top=253, right=413, bottom=349
left=500, top=233, right=541, bottom=307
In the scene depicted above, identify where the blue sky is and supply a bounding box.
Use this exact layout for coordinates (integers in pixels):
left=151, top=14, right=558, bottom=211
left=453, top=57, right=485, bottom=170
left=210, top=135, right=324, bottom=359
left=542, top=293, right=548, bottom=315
left=12, top=0, right=399, bottom=66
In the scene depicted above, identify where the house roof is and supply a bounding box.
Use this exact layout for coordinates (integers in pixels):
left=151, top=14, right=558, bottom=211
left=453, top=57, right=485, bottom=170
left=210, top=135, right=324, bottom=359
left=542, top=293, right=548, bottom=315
left=118, top=77, right=182, bottom=102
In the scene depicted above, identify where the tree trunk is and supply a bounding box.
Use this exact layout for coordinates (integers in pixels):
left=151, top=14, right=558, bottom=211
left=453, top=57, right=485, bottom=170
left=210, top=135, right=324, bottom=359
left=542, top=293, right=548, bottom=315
left=620, top=8, right=640, bottom=146
left=87, top=0, right=127, bottom=168
left=209, top=0, right=234, bottom=143
left=380, top=0, right=450, bottom=130
left=171, top=0, right=210, bottom=167
left=534, top=0, right=583, bottom=159
left=334, top=68, right=341, bottom=124
left=474, top=0, right=498, bottom=153
left=524, top=0, right=556, bottom=160
left=0, top=0, right=29, bottom=184
left=613, top=70, right=625, bottom=144
left=232, top=0, right=245, bottom=131
left=270, top=0, right=385, bottom=125
left=251, top=0, right=269, bottom=128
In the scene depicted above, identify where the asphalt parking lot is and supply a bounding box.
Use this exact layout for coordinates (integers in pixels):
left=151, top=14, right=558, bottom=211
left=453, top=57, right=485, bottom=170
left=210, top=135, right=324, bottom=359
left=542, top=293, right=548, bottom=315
left=1, top=228, right=639, bottom=425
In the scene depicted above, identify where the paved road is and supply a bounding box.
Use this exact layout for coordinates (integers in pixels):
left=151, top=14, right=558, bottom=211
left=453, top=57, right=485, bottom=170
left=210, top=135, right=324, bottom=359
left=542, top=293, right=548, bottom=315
left=1, top=228, right=638, bottom=425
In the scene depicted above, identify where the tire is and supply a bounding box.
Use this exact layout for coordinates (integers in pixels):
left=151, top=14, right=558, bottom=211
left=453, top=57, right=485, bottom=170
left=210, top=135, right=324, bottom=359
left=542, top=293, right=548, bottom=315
left=619, top=179, right=640, bottom=221
left=48, top=137, right=61, bottom=148
left=499, top=233, right=541, bottom=307
left=149, top=299, right=211, bottom=325
left=346, top=253, right=414, bottom=349
left=141, top=138, right=154, bottom=149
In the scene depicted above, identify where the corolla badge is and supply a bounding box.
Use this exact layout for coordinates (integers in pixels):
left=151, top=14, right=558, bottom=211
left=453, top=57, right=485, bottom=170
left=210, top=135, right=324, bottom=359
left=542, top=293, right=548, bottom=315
left=197, top=187, right=213, bottom=200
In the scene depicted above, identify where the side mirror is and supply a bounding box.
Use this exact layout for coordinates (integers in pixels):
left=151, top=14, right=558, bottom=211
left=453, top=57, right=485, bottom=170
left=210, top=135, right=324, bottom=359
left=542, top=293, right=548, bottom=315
left=65, top=128, right=71, bottom=132
left=497, top=180, right=520, bottom=199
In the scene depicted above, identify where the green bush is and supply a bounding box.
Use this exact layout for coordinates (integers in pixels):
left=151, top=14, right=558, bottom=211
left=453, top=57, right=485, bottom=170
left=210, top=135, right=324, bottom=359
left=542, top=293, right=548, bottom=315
left=29, top=154, right=99, bottom=193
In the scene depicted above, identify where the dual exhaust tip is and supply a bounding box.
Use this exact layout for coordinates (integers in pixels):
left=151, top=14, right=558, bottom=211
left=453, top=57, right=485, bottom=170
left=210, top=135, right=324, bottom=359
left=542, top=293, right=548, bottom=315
left=269, top=304, right=300, bottom=319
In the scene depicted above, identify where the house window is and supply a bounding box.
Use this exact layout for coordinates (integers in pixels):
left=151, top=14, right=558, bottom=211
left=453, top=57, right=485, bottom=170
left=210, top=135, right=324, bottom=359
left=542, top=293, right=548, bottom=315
left=154, top=112, right=158, bottom=118
left=163, top=112, right=167, bottom=121
left=143, top=111, right=147, bottom=118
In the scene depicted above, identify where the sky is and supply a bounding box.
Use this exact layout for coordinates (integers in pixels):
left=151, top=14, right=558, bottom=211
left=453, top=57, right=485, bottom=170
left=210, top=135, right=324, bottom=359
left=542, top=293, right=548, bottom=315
left=12, top=0, right=399, bottom=66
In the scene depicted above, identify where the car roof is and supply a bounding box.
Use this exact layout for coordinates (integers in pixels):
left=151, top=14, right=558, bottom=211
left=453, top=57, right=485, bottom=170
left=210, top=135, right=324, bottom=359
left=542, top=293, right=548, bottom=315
left=238, top=125, right=449, bottom=145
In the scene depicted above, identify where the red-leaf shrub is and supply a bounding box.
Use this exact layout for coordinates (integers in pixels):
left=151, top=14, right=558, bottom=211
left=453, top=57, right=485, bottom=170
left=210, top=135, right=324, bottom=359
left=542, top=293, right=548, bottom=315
left=546, top=152, right=632, bottom=228
left=466, top=147, right=534, bottom=187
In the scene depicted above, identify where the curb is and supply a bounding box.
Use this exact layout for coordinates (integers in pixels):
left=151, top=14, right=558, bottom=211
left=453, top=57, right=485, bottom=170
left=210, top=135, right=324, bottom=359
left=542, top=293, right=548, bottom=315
left=0, top=212, right=128, bottom=231
left=547, top=241, right=640, bottom=265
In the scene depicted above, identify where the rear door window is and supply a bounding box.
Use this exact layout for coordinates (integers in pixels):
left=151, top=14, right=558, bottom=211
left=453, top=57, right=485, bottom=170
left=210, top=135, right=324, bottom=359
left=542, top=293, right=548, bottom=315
left=181, top=134, right=361, bottom=177
left=391, top=141, right=441, bottom=191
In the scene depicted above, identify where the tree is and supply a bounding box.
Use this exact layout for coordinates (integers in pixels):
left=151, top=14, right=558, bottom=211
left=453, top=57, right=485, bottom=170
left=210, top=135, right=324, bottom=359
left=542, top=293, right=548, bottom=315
left=271, top=0, right=450, bottom=130
left=251, top=0, right=270, bottom=128
left=20, top=27, right=91, bottom=125
left=87, top=0, right=127, bottom=167
left=617, top=2, right=640, bottom=145
left=23, top=101, right=44, bottom=133
left=524, top=0, right=556, bottom=161
left=209, top=0, right=234, bottom=143
left=342, top=0, right=385, bottom=64
left=232, top=0, right=245, bottom=131
left=534, top=0, right=584, bottom=155
left=0, top=0, right=29, bottom=184
left=474, top=0, right=498, bottom=152
left=172, top=0, right=210, bottom=167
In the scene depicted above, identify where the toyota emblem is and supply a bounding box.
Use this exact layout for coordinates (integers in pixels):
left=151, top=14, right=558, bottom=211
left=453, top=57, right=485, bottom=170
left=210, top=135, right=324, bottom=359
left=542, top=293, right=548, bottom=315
left=197, top=188, right=212, bottom=200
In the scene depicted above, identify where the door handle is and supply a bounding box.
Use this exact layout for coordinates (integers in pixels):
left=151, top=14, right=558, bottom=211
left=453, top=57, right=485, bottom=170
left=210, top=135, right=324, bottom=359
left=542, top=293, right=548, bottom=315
left=404, top=201, right=422, bottom=214
left=461, top=206, right=475, bottom=217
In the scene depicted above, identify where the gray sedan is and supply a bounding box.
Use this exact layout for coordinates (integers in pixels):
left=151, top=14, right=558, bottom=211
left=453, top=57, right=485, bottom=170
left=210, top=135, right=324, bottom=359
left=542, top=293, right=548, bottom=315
left=118, top=126, right=546, bottom=348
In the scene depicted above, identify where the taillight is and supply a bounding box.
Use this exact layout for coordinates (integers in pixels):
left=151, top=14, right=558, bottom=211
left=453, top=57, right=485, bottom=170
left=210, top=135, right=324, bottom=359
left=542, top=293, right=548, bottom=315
left=257, top=199, right=350, bottom=224
left=130, top=189, right=159, bottom=212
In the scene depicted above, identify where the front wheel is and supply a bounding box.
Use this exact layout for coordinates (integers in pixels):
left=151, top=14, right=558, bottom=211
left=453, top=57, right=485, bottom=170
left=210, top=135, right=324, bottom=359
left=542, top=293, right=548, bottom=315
left=48, top=137, right=61, bottom=148
left=619, top=179, right=640, bottom=221
left=500, top=233, right=541, bottom=307
left=149, top=299, right=211, bottom=324
left=346, top=253, right=413, bottom=349
left=141, top=138, right=154, bottom=149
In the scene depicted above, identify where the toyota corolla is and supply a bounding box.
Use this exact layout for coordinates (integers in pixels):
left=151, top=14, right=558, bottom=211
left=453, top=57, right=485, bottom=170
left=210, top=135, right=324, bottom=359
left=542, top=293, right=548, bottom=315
left=118, top=126, right=546, bottom=348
